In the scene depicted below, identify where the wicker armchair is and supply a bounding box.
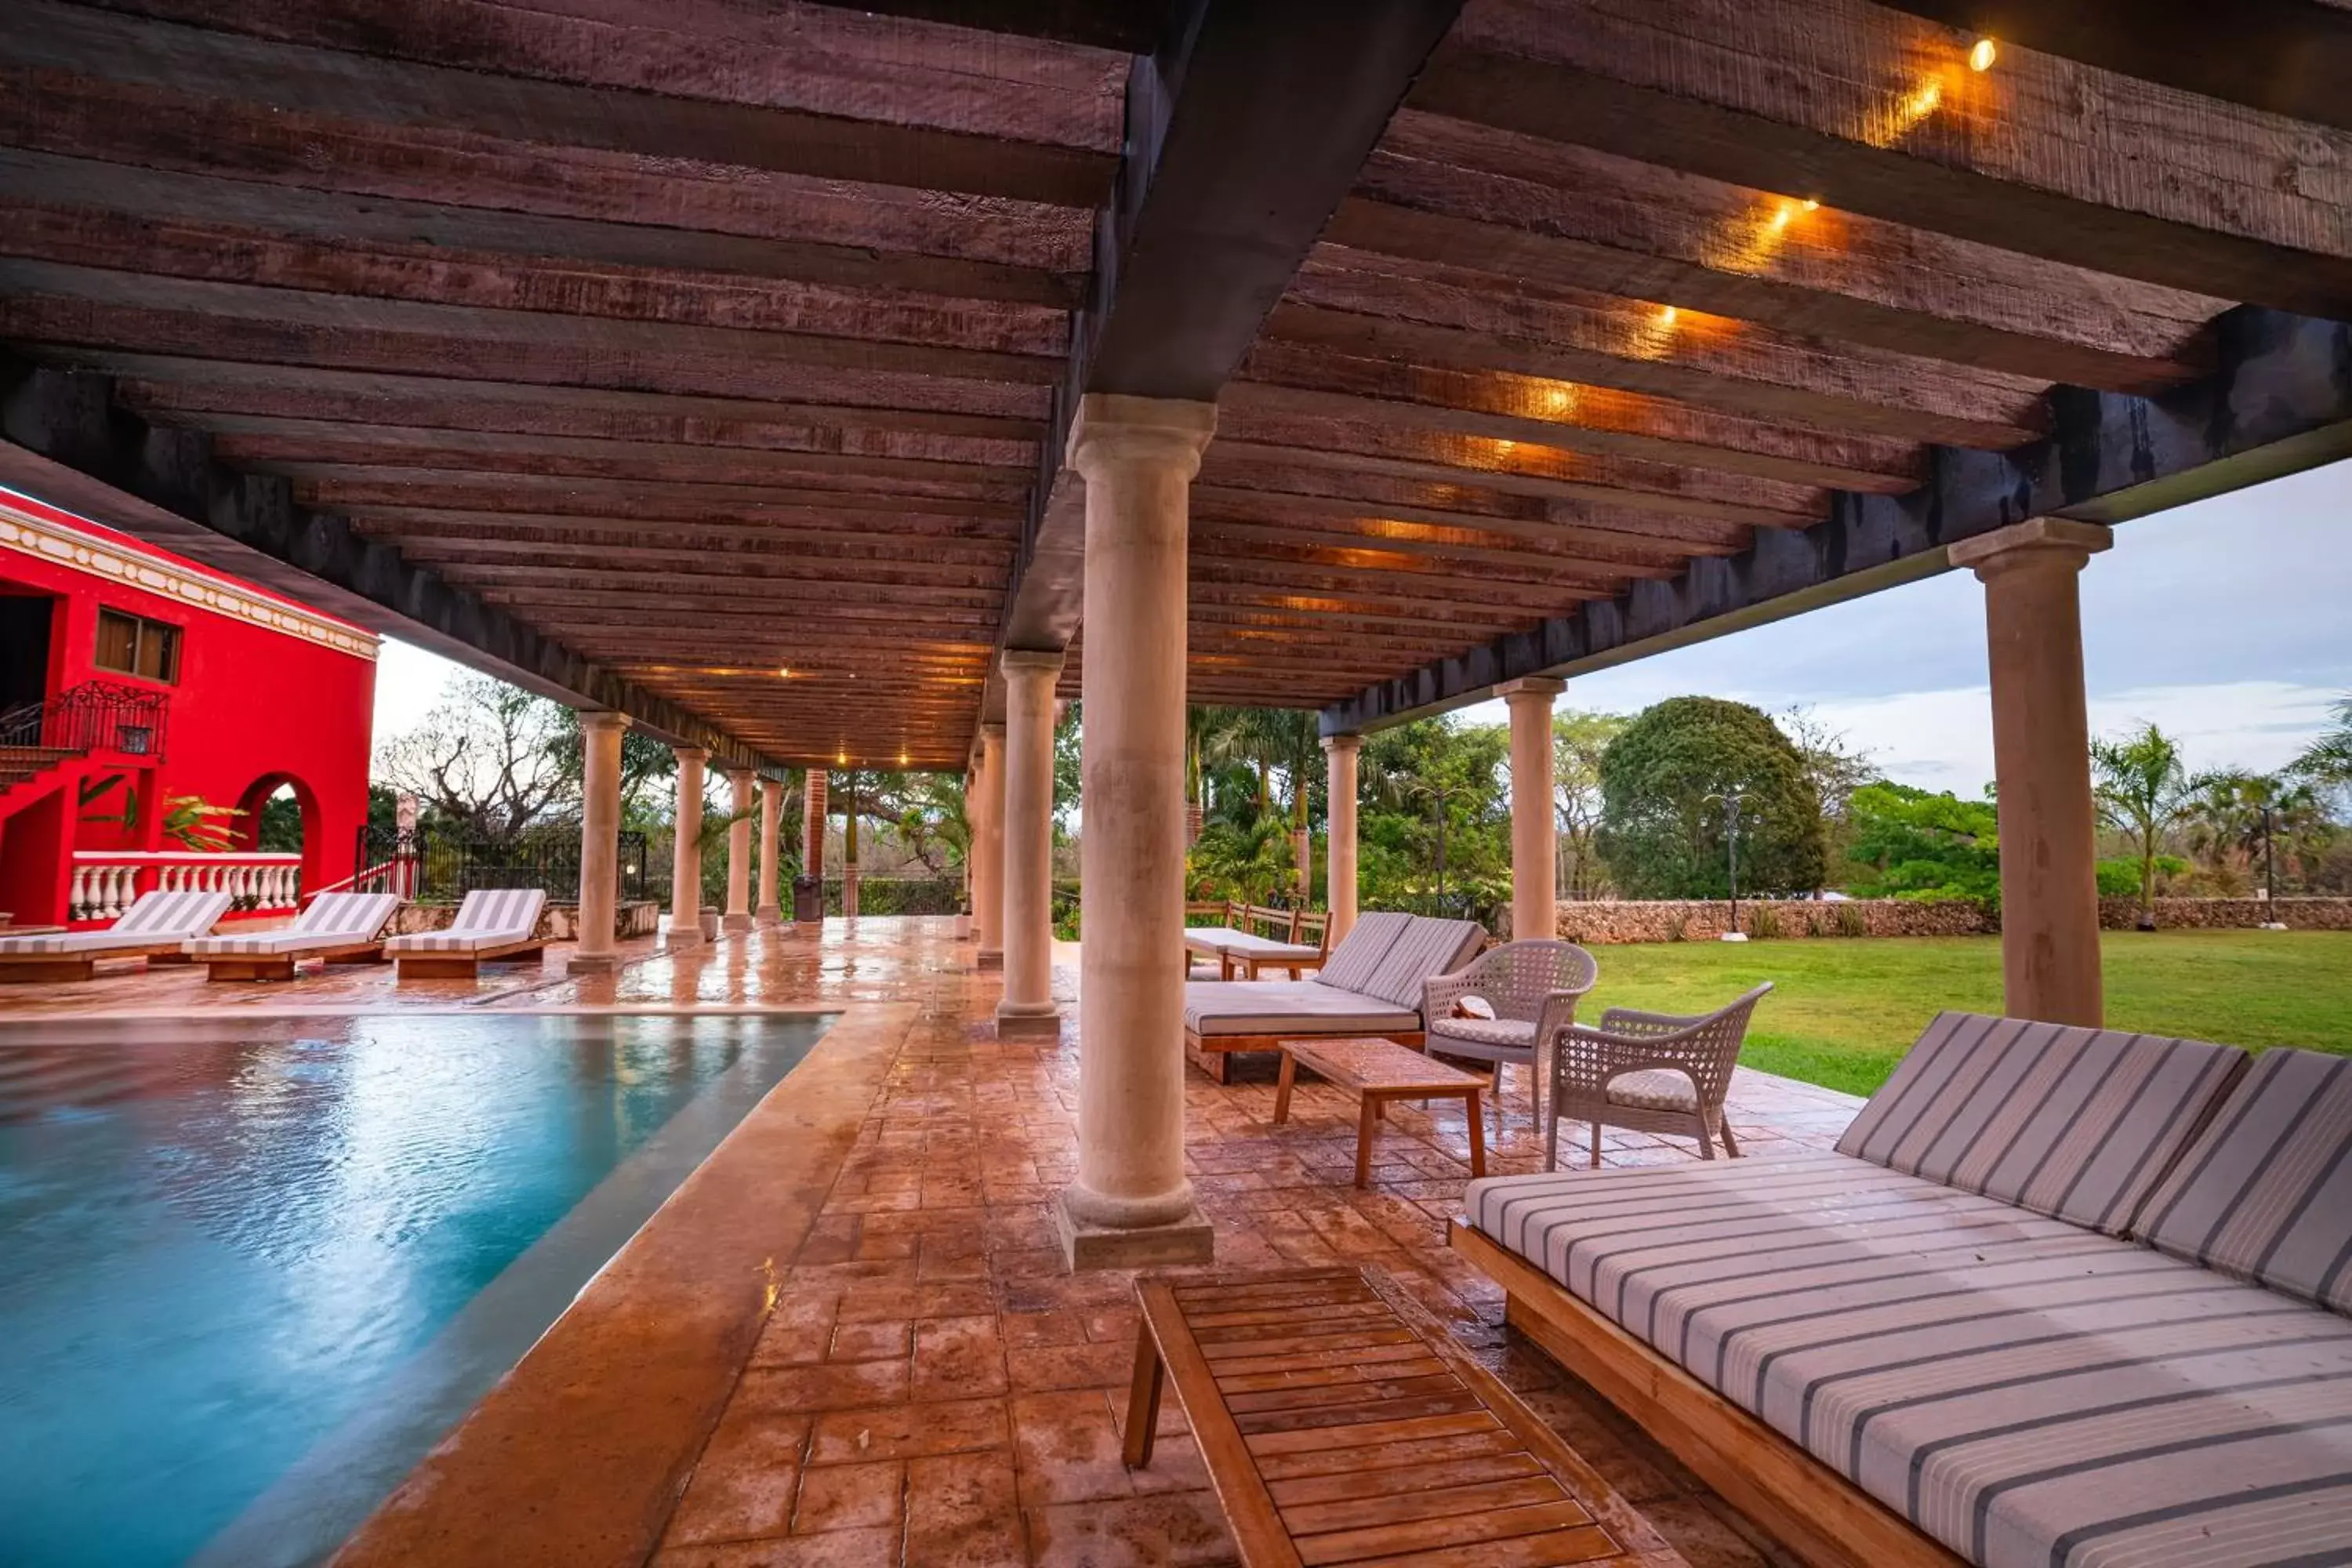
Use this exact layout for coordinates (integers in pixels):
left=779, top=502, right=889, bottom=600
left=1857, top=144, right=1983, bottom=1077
left=1548, top=983, right=1773, bottom=1171
left=1421, top=941, right=1599, bottom=1134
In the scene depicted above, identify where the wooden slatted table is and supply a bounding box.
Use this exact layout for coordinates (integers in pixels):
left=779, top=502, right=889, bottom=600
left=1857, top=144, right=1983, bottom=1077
left=1272, top=1036, right=1488, bottom=1187
left=1124, top=1267, right=1686, bottom=1568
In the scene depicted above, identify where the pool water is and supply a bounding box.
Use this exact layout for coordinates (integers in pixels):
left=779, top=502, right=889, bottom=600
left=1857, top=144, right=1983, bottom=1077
left=0, top=1011, right=832, bottom=1568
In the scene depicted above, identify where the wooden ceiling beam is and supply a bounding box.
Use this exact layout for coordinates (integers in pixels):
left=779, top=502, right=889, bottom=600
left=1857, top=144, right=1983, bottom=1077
left=353, top=515, right=1017, bottom=561
left=1192, top=470, right=1755, bottom=554
left=1228, top=350, right=1922, bottom=493
left=1271, top=272, right=2047, bottom=449
left=1414, top=1, right=2352, bottom=315
left=793, top=2, right=1163, bottom=55
left=1207, top=430, right=1822, bottom=526
left=115, top=380, right=1035, bottom=468
left=1191, top=517, right=1682, bottom=578
left=398, top=542, right=1010, bottom=593
left=1336, top=114, right=2223, bottom=391
left=291, top=473, right=1022, bottom=521
left=1, top=1, right=1117, bottom=206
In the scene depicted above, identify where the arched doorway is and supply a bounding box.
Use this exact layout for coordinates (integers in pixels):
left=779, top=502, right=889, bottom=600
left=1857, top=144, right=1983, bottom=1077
left=233, top=773, right=325, bottom=896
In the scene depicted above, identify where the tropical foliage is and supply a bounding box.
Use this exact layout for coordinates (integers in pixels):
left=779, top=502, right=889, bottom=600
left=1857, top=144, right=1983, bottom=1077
left=1595, top=697, right=1828, bottom=898
left=2091, top=722, right=2202, bottom=927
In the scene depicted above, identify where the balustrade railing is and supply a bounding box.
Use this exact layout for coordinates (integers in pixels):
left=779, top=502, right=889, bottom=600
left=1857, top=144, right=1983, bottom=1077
left=70, top=851, right=302, bottom=924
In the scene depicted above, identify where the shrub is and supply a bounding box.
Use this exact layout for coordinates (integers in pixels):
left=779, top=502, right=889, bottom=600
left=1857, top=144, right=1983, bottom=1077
left=1747, top=903, right=1783, bottom=940
left=1597, top=698, right=1828, bottom=898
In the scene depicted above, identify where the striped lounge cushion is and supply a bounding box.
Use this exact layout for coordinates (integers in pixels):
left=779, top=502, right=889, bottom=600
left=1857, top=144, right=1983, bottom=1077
left=387, top=888, right=546, bottom=953
left=1310, top=911, right=1410, bottom=994
left=1465, top=1155, right=2352, bottom=1568
left=1835, top=1013, right=2248, bottom=1235
left=2134, top=1049, right=2352, bottom=1314
left=1356, top=916, right=1486, bottom=1009
left=187, top=893, right=401, bottom=956
left=1181, top=979, right=1423, bottom=1038
left=0, top=890, right=234, bottom=953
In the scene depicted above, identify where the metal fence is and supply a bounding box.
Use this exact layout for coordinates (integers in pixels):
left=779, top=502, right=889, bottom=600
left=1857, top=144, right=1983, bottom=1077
left=0, top=680, right=169, bottom=760
left=353, top=824, right=652, bottom=904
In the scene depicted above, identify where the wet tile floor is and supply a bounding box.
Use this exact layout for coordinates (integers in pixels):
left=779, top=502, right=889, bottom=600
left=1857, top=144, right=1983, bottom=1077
left=12, top=916, right=1860, bottom=1566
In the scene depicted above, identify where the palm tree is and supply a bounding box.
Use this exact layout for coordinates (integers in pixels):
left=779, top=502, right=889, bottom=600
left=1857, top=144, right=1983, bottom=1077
left=2191, top=771, right=2325, bottom=899
left=1199, top=707, right=1320, bottom=901
left=2292, top=695, right=2352, bottom=800
left=2090, top=722, right=2198, bottom=929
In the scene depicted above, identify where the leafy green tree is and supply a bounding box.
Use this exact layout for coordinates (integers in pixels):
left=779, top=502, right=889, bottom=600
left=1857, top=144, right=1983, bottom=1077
left=1189, top=815, right=1290, bottom=906
left=1553, top=710, right=1626, bottom=901
left=2091, top=721, right=2198, bottom=928
left=1844, top=783, right=1999, bottom=903
left=1359, top=718, right=1511, bottom=919
left=1595, top=697, right=1827, bottom=898
left=2292, top=695, right=2352, bottom=804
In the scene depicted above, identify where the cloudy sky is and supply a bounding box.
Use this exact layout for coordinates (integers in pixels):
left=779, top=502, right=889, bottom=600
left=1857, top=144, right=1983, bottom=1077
left=374, top=457, right=2350, bottom=793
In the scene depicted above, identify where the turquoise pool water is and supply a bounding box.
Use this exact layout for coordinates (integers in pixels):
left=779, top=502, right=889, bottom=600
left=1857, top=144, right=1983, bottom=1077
left=0, top=1011, right=832, bottom=1568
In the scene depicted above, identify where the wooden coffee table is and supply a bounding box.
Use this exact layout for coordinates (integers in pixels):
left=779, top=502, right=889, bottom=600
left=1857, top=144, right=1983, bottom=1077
left=1272, top=1036, right=1488, bottom=1187
left=1123, top=1265, right=1686, bottom=1568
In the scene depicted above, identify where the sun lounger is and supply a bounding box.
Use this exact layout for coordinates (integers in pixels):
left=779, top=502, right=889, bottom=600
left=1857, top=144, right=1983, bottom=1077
left=383, top=887, right=548, bottom=981
left=183, top=891, right=402, bottom=982
left=1181, top=911, right=1485, bottom=1082
left=1452, top=1013, right=2352, bottom=1568
left=0, top=888, right=234, bottom=982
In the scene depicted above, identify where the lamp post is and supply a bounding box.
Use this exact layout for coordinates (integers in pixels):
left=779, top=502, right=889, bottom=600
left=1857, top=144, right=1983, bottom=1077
left=2259, top=802, right=2290, bottom=931
left=1705, top=790, right=1749, bottom=942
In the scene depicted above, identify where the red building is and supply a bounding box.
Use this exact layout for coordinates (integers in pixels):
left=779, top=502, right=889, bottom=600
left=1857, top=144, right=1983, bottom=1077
left=0, top=488, right=377, bottom=929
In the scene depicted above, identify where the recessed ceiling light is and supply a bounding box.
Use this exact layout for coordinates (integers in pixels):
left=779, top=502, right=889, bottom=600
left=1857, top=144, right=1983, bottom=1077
left=1969, top=37, right=1997, bottom=71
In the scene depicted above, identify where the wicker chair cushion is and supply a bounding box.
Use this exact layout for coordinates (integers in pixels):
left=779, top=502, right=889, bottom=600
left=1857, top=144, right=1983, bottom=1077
left=1429, top=1016, right=1535, bottom=1048
left=1604, top=1069, right=1699, bottom=1112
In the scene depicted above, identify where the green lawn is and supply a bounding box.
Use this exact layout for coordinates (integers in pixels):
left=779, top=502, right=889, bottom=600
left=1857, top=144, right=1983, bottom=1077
left=1581, top=931, right=2352, bottom=1098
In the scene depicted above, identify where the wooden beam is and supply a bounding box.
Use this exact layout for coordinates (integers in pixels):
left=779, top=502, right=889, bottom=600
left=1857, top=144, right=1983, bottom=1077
left=986, top=0, right=1468, bottom=711
left=0, top=0, right=1116, bottom=206
left=0, top=358, right=769, bottom=765
left=1337, top=114, right=2223, bottom=393
left=292, top=474, right=1021, bottom=521
left=0, top=149, right=1080, bottom=311
left=1871, top=1, right=2352, bottom=134
left=1192, top=472, right=1755, bottom=554
left=1229, top=351, right=1923, bottom=493
left=793, top=1, right=1163, bottom=54
left=1412, top=1, right=2352, bottom=315
left=1323, top=307, right=2352, bottom=734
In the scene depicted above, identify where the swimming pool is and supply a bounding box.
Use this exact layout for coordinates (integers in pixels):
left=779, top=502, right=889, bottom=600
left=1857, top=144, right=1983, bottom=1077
left=0, top=1011, right=833, bottom=1568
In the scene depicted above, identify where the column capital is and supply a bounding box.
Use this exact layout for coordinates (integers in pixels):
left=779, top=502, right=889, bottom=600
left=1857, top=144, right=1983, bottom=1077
left=760, top=775, right=783, bottom=799
left=1949, top=518, right=2113, bottom=577
left=979, top=720, right=1007, bottom=742
left=1001, top=647, right=1068, bottom=680
left=671, top=744, right=708, bottom=763
left=1497, top=677, right=1566, bottom=702
left=1319, top=733, right=1363, bottom=756
left=1065, top=393, right=1217, bottom=481
left=579, top=709, right=631, bottom=734
left=722, top=764, right=756, bottom=782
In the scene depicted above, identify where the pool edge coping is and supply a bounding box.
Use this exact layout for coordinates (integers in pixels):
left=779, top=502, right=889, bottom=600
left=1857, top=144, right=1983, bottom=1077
left=325, top=999, right=915, bottom=1568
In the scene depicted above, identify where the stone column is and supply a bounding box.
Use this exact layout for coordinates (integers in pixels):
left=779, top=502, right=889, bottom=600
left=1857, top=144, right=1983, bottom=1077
left=1501, top=677, right=1566, bottom=944
left=1058, top=393, right=1218, bottom=1269
left=802, top=768, right=826, bottom=918
left=572, top=711, right=629, bottom=973
left=974, top=723, right=1007, bottom=970
left=722, top=768, right=755, bottom=932
left=1323, top=735, right=1361, bottom=943
left=1951, top=518, right=2113, bottom=1027
left=668, top=745, right=706, bottom=942
left=757, top=777, right=783, bottom=924
left=996, top=649, right=1065, bottom=1036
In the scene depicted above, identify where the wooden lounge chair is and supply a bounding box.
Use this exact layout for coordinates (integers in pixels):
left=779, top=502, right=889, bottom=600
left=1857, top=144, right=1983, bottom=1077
left=1185, top=902, right=1331, bottom=980
left=0, top=888, right=234, bottom=982
left=384, top=887, right=548, bottom=981
left=184, top=891, right=402, bottom=982
left=1181, top=913, right=1486, bottom=1083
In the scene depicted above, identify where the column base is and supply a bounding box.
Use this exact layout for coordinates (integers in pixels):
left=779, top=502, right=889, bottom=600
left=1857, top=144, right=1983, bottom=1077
left=993, top=1003, right=1062, bottom=1038
left=1055, top=1195, right=1214, bottom=1271
left=568, top=951, right=622, bottom=974
left=722, top=912, right=755, bottom=933
left=976, top=947, right=1004, bottom=971
left=662, top=917, right=701, bottom=946
left=754, top=904, right=782, bottom=923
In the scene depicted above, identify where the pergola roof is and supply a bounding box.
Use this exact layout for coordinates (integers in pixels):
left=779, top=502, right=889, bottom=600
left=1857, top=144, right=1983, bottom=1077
left=2, top=0, right=2348, bottom=771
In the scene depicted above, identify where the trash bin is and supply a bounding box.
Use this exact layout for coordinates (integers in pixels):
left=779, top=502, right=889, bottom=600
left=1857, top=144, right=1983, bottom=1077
left=793, top=875, right=824, bottom=924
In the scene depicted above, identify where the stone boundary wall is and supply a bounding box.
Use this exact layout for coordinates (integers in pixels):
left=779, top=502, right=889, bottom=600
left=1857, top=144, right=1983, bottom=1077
left=1552, top=897, right=2352, bottom=943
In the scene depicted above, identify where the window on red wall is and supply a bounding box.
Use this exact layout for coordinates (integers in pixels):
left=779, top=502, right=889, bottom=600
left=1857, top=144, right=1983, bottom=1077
left=95, top=608, right=181, bottom=684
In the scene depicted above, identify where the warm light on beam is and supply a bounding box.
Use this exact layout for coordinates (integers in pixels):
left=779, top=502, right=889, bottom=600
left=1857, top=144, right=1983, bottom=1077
left=1657, top=306, right=1678, bottom=326
left=1968, top=37, right=1997, bottom=72
left=837, top=750, right=848, bottom=764
left=778, top=666, right=792, bottom=677
left=1802, top=198, right=1820, bottom=212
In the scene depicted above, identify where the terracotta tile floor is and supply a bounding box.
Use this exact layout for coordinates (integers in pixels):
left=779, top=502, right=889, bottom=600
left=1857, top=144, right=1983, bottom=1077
left=8, top=916, right=1861, bottom=1566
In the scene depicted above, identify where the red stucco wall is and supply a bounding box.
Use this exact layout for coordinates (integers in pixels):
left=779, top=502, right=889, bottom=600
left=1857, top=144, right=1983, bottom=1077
left=0, top=491, right=376, bottom=925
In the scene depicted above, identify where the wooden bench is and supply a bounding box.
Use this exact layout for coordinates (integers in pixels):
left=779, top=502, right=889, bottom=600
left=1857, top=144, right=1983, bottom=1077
left=1123, top=1265, right=1686, bottom=1568
left=1185, top=902, right=1330, bottom=979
